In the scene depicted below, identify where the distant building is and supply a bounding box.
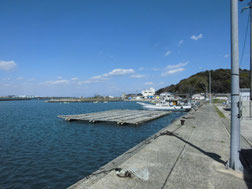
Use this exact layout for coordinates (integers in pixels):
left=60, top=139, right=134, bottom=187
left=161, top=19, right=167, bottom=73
left=121, top=93, right=126, bottom=100
left=240, top=88, right=250, bottom=101
left=192, top=94, right=205, bottom=100
left=141, top=88, right=155, bottom=98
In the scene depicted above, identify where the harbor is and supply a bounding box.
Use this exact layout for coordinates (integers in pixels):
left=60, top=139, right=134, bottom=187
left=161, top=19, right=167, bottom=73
left=1, top=0, right=252, bottom=188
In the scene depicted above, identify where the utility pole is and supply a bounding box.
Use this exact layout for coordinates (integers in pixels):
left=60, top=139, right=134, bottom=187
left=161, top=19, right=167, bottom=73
left=209, top=71, right=212, bottom=104
left=230, top=0, right=242, bottom=171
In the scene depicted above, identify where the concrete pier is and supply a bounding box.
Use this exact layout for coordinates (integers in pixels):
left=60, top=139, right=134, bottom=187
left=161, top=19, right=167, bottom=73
left=69, top=104, right=252, bottom=189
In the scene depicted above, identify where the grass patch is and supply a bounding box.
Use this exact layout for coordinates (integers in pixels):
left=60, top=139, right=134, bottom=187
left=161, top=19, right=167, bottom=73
left=214, top=105, right=226, bottom=118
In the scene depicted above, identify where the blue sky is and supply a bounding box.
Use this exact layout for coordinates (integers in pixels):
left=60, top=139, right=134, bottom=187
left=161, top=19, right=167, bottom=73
left=0, top=0, right=250, bottom=97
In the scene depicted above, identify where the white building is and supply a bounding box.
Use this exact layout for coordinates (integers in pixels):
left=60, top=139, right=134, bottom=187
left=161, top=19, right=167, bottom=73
left=141, top=88, right=155, bottom=98
left=192, top=94, right=205, bottom=100
left=240, top=88, right=250, bottom=101
left=121, top=93, right=126, bottom=99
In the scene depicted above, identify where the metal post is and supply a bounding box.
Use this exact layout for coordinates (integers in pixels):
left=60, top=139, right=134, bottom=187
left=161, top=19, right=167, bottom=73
left=209, top=71, right=211, bottom=104
left=206, top=82, right=208, bottom=101
left=230, top=0, right=242, bottom=171
left=206, top=85, right=208, bottom=103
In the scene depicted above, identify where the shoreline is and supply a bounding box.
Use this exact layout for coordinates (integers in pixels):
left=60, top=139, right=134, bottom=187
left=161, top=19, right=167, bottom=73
left=0, top=98, right=33, bottom=101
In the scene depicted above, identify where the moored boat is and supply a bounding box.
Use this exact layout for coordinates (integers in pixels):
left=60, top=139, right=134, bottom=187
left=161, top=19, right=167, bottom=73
left=137, top=101, right=191, bottom=112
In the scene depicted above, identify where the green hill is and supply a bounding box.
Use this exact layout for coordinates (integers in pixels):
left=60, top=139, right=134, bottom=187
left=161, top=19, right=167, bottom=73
left=156, top=69, right=250, bottom=95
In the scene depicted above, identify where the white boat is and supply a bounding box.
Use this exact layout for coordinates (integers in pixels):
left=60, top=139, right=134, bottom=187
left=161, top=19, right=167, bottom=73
left=137, top=102, right=191, bottom=112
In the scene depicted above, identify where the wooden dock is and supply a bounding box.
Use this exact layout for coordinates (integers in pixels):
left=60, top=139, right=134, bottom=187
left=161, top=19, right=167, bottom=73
left=58, top=109, right=171, bottom=125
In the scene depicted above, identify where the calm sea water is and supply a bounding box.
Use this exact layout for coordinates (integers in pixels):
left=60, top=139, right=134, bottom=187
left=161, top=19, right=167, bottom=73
left=0, top=100, right=184, bottom=189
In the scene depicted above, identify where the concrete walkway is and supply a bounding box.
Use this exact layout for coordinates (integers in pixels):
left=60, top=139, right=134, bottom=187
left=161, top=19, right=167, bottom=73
left=69, top=104, right=251, bottom=189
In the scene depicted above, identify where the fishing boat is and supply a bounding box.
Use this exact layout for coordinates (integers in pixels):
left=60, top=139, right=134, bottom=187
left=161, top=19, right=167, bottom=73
left=137, top=101, right=191, bottom=112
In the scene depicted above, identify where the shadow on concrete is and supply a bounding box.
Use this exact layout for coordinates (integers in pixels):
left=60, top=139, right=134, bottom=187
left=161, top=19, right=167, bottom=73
left=240, top=149, right=252, bottom=188
left=170, top=132, right=226, bottom=165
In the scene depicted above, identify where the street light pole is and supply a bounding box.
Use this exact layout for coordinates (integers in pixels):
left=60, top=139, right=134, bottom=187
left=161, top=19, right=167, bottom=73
left=230, top=0, right=242, bottom=171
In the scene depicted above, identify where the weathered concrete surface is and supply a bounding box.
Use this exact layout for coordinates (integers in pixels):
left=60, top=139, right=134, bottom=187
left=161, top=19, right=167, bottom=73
left=217, top=104, right=252, bottom=148
left=69, top=104, right=251, bottom=189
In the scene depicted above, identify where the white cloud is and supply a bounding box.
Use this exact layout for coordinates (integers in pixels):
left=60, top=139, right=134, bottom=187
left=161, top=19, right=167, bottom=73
left=178, top=40, right=184, bottom=47
left=71, top=77, right=78, bottom=81
left=190, top=33, right=203, bottom=40
left=130, top=74, right=145, bottom=79
left=104, top=69, right=134, bottom=77
left=144, top=81, right=153, bottom=85
left=44, top=79, right=70, bottom=85
left=78, top=68, right=135, bottom=85
left=224, top=54, right=230, bottom=58
left=0, top=60, right=16, bottom=71
left=161, top=61, right=188, bottom=76
left=138, top=67, right=144, bottom=71
left=164, top=50, right=172, bottom=56
left=165, top=61, right=189, bottom=70
left=57, top=76, right=63, bottom=79
left=77, top=80, right=92, bottom=85
left=162, top=68, right=185, bottom=76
